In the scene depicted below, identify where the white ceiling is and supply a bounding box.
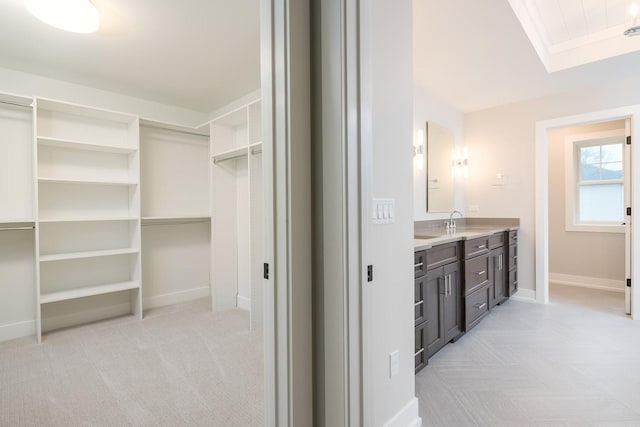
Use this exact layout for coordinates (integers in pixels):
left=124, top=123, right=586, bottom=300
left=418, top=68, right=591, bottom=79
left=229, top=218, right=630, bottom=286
left=0, top=0, right=260, bottom=113
left=509, top=0, right=640, bottom=71
left=414, top=0, right=640, bottom=113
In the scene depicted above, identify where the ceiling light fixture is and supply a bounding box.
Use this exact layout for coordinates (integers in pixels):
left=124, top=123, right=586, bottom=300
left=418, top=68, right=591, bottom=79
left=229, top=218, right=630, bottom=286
left=25, top=0, right=99, bottom=34
left=625, top=3, right=640, bottom=37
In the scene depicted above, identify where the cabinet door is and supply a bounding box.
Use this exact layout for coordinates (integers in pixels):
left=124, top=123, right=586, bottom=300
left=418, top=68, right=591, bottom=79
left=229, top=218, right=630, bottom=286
left=443, top=261, right=462, bottom=342
left=425, top=267, right=445, bottom=358
left=489, top=247, right=506, bottom=308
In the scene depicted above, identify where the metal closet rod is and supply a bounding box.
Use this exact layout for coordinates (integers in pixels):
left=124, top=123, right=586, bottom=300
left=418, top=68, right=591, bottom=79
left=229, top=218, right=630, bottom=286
left=139, top=123, right=209, bottom=139
left=142, top=220, right=210, bottom=227
left=0, top=99, right=33, bottom=108
left=0, top=226, right=35, bottom=232
left=213, top=153, right=248, bottom=163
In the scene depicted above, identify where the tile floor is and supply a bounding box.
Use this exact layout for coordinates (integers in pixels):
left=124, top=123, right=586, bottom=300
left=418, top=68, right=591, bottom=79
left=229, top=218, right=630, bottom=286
left=416, top=284, right=640, bottom=427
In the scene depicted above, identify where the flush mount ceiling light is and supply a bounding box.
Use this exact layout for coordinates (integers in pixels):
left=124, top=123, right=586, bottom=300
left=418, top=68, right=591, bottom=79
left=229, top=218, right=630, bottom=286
left=25, top=0, right=99, bottom=34
left=625, top=3, right=640, bottom=37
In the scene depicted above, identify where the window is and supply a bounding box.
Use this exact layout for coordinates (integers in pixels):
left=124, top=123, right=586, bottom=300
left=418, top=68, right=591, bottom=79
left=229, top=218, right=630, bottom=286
left=565, top=130, right=626, bottom=233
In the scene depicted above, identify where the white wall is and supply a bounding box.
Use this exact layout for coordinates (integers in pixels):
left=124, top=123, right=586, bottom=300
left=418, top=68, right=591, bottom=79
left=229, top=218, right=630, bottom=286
left=369, top=0, right=420, bottom=425
left=548, top=121, right=625, bottom=289
left=0, top=66, right=207, bottom=126
left=464, top=76, right=640, bottom=295
left=413, top=84, right=465, bottom=220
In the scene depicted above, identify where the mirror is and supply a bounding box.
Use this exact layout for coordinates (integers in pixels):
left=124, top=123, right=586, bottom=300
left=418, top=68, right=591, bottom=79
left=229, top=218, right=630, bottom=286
left=426, top=122, right=455, bottom=212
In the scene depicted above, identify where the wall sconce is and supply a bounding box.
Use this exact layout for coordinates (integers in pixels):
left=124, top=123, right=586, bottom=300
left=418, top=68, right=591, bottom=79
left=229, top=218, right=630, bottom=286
left=413, top=128, right=425, bottom=170
left=451, top=147, right=469, bottom=178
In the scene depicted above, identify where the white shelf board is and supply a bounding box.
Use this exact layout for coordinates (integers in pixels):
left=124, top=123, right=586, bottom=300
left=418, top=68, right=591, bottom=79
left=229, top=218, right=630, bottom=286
left=37, top=136, right=136, bottom=154
left=40, top=247, right=139, bottom=262
left=142, top=216, right=211, bottom=225
left=36, top=98, right=137, bottom=124
left=212, top=146, right=248, bottom=163
left=38, top=177, right=138, bottom=186
left=40, top=280, right=140, bottom=304
left=38, top=217, right=139, bottom=224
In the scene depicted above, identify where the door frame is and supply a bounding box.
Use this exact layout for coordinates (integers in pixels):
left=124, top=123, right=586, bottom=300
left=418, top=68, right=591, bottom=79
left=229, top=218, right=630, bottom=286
left=535, top=106, right=640, bottom=319
left=261, top=0, right=313, bottom=425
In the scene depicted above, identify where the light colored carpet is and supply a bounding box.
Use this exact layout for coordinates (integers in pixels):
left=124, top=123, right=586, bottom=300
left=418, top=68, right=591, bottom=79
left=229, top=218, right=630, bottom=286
left=0, top=298, right=264, bottom=426
left=416, top=284, right=640, bottom=426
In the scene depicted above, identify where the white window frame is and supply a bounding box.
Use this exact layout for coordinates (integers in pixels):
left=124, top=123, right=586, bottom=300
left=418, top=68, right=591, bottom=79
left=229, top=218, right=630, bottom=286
left=564, top=129, right=626, bottom=233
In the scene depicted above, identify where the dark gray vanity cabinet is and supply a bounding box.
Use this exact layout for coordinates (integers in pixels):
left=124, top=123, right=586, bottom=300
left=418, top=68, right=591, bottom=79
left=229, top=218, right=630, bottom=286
left=463, top=236, right=491, bottom=331
left=489, top=246, right=506, bottom=308
left=414, top=242, right=462, bottom=373
left=489, top=232, right=507, bottom=308
left=507, top=230, right=518, bottom=296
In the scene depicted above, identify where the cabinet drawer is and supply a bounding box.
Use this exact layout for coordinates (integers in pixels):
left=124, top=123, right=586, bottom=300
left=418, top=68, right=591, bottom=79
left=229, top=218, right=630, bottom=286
left=414, top=276, right=426, bottom=326
left=464, top=253, right=490, bottom=295
left=414, top=250, right=427, bottom=278
left=508, top=230, right=518, bottom=245
left=508, top=244, right=518, bottom=270
left=415, top=321, right=427, bottom=373
left=464, top=236, right=490, bottom=259
left=465, top=284, right=490, bottom=331
left=488, top=232, right=506, bottom=249
left=425, top=241, right=460, bottom=270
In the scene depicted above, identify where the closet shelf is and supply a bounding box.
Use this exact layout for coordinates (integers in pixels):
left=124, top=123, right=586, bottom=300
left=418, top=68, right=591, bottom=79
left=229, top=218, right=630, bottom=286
left=38, top=177, right=138, bottom=186
left=39, top=217, right=139, bottom=224
left=37, top=136, right=136, bottom=154
left=40, top=248, right=139, bottom=263
left=212, top=146, right=248, bottom=163
left=40, top=281, right=140, bottom=304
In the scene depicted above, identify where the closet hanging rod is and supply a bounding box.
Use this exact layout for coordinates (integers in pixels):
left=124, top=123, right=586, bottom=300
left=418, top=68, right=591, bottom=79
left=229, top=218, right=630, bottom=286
left=0, top=99, right=33, bottom=109
left=142, top=220, right=210, bottom=227
left=213, top=153, right=247, bottom=163
left=0, top=226, right=35, bottom=232
left=139, top=123, right=209, bottom=139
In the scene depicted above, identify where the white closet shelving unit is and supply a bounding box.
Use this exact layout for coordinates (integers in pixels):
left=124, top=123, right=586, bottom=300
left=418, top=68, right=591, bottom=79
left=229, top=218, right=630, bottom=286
left=0, top=94, right=37, bottom=342
left=34, top=98, right=142, bottom=342
left=139, top=119, right=211, bottom=309
left=211, top=99, right=264, bottom=330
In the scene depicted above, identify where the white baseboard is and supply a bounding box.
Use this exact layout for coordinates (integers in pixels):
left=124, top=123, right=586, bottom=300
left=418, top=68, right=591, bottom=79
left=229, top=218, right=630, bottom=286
left=0, top=320, right=35, bottom=343
left=549, top=273, right=624, bottom=293
left=236, top=295, right=251, bottom=311
left=383, top=397, right=422, bottom=427
left=144, top=286, right=210, bottom=309
left=510, top=288, right=536, bottom=303
left=44, top=302, right=132, bottom=333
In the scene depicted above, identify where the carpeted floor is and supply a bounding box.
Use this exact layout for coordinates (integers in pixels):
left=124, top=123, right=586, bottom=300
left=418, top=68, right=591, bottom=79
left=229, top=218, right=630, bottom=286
left=0, top=298, right=264, bottom=426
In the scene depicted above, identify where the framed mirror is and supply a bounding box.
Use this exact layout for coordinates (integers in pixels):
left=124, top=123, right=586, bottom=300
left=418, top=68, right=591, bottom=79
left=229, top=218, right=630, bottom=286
left=426, top=122, right=455, bottom=212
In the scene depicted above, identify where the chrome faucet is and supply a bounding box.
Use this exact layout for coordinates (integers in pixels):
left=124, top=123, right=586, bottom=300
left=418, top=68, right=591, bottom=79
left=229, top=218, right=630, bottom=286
left=446, top=210, right=464, bottom=232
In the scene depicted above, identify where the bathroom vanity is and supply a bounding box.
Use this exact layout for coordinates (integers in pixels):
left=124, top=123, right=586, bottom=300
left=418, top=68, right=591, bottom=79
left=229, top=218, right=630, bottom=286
left=413, top=219, right=519, bottom=373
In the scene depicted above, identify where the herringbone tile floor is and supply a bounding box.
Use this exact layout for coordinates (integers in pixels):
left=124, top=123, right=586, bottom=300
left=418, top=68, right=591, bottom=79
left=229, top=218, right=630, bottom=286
left=416, top=284, right=640, bottom=427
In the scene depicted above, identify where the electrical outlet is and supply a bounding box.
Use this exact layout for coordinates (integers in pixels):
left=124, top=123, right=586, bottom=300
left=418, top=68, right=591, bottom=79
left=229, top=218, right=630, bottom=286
left=469, top=205, right=480, bottom=213
left=389, top=350, right=399, bottom=377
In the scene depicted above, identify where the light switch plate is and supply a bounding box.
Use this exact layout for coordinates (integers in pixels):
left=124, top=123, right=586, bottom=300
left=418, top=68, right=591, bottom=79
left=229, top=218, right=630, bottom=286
left=389, top=350, right=399, bottom=377
left=372, top=198, right=395, bottom=224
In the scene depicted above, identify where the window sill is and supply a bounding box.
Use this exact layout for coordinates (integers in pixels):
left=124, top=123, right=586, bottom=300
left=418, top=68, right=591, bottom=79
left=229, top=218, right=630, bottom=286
left=565, top=224, right=625, bottom=233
